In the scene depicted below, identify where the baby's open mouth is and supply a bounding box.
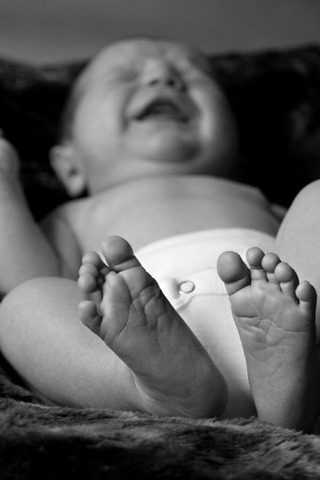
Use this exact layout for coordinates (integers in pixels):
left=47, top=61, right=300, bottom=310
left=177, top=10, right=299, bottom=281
left=135, top=100, right=189, bottom=123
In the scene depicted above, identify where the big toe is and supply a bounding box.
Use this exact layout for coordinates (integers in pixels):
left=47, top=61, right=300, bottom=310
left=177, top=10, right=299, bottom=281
left=101, top=236, right=139, bottom=272
left=217, top=251, right=251, bottom=295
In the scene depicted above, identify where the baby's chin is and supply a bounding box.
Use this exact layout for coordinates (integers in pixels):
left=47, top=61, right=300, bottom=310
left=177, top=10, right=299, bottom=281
left=129, top=124, right=237, bottom=172
left=129, top=133, right=201, bottom=166
left=141, top=144, right=237, bottom=177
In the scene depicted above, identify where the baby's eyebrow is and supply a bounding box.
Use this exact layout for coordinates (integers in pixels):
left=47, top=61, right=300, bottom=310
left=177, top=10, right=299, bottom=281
left=102, top=63, right=137, bottom=79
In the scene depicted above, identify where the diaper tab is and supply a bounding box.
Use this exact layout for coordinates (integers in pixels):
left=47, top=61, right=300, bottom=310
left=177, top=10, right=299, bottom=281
left=178, top=280, right=195, bottom=294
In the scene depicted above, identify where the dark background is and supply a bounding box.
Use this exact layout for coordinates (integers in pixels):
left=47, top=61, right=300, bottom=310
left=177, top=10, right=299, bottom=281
left=1, top=0, right=320, bottom=63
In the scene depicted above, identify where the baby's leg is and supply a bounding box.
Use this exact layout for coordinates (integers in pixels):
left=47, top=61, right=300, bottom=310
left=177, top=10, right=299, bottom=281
left=0, top=277, right=138, bottom=410
left=275, top=180, right=320, bottom=331
left=217, top=248, right=320, bottom=432
left=77, top=235, right=227, bottom=417
left=0, top=239, right=226, bottom=417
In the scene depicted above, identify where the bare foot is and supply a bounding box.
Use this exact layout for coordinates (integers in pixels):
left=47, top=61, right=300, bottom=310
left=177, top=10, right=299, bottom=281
left=217, top=247, right=320, bottom=431
left=78, top=235, right=227, bottom=418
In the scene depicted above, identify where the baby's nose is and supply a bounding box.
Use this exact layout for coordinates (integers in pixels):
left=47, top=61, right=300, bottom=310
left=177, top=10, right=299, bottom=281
left=142, top=61, right=186, bottom=92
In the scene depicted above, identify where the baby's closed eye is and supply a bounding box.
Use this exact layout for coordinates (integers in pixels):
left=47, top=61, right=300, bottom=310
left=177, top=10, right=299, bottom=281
left=106, top=67, right=139, bottom=84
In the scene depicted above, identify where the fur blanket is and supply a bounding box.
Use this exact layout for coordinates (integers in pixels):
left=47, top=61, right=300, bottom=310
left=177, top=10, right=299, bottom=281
left=0, top=45, right=320, bottom=478
left=1, top=356, right=320, bottom=479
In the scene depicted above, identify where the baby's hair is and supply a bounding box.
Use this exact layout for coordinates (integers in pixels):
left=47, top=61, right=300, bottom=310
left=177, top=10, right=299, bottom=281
left=58, top=72, right=86, bottom=144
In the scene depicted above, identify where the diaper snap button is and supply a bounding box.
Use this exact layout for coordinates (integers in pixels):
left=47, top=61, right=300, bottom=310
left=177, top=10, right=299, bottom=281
left=179, top=280, right=195, bottom=294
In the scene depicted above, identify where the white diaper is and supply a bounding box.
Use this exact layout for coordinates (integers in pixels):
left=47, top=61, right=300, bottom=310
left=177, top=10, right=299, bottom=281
left=136, top=229, right=275, bottom=417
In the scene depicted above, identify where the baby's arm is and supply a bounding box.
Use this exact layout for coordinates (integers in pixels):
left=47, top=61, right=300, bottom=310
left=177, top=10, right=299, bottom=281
left=0, top=138, right=79, bottom=296
left=40, top=207, right=83, bottom=280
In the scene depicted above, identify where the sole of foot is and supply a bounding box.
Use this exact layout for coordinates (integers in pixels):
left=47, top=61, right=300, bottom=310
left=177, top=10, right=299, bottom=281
left=78, top=235, right=227, bottom=418
left=217, top=247, right=319, bottom=431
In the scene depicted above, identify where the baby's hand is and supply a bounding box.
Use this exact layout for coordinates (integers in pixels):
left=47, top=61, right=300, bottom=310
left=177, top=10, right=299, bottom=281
left=0, top=133, right=20, bottom=178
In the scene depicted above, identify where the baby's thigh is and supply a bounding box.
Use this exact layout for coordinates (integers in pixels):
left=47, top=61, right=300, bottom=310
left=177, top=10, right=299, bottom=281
left=0, top=276, right=91, bottom=385
left=0, top=276, right=80, bottom=325
left=276, top=180, right=320, bottom=255
left=0, top=277, right=131, bottom=408
left=0, top=277, right=81, bottom=364
left=276, top=180, right=320, bottom=329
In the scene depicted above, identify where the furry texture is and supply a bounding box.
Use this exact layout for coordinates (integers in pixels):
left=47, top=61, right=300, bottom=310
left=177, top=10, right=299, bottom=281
left=0, top=45, right=320, bottom=478
left=1, top=357, right=320, bottom=479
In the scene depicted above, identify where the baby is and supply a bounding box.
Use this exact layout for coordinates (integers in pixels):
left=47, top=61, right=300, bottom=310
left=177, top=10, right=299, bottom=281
left=0, top=37, right=319, bottom=432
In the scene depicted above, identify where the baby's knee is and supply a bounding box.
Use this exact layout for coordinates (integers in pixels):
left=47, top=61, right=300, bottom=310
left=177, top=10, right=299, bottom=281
left=0, top=277, right=78, bottom=319
left=293, top=180, right=320, bottom=207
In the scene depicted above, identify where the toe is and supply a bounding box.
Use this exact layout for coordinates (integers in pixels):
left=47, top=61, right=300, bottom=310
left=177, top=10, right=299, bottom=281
left=79, top=263, right=99, bottom=278
left=296, top=281, right=317, bottom=315
left=261, top=252, right=281, bottom=284
left=101, top=236, right=155, bottom=302
left=82, top=251, right=105, bottom=269
left=78, top=270, right=98, bottom=296
left=217, top=251, right=251, bottom=295
left=274, top=262, right=299, bottom=298
left=101, top=236, right=140, bottom=272
left=246, top=247, right=266, bottom=282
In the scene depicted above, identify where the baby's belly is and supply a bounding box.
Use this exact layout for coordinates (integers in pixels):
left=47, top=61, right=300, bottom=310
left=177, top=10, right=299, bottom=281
left=137, top=228, right=275, bottom=418
left=82, top=176, right=280, bottom=253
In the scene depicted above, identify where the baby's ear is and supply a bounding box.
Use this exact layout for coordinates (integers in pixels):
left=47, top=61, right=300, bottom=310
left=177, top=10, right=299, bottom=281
left=50, top=145, right=87, bottom=197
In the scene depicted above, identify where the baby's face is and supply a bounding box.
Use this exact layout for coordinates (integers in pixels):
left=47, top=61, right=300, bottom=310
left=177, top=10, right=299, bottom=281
left=68, top=38, right=238, bottom=192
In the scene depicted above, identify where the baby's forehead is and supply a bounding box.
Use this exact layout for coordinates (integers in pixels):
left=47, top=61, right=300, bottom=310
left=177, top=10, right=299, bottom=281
left=85, top=39, right=210, bottom=78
